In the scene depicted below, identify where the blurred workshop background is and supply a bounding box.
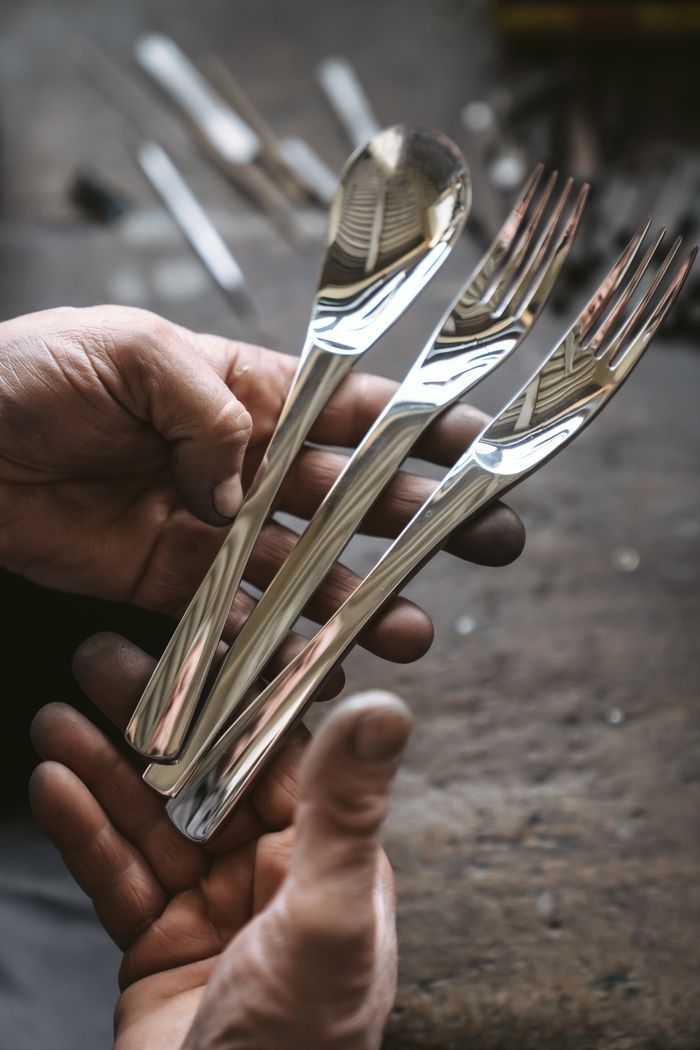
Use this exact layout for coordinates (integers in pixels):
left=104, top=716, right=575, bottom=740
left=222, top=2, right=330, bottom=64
left=0, top=1, right=699, bottom=1048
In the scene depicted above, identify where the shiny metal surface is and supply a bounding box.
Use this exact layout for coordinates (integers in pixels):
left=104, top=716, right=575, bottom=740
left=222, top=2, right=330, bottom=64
left=166, top=225, right=695, bottom=842
left=137, top=142, right=258, bottom=319
left=146, top=165, right=588, bottom=797
left=126, top=125, right=469, bottom=760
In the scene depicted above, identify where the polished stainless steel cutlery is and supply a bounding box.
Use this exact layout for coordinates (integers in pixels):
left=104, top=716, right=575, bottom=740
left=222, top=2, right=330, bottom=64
left=164, top=223, right=695, bottom=841
left=120, top=121, right=694, bottom=841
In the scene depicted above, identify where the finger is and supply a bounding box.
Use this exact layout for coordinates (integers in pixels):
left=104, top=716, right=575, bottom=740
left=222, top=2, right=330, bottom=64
left=72, top=629, right=343, bottom=746
left=249, top=725, right=309, bottom=830
left=103, top=311, right=253, bottom=525
left=31, top=703, right=208, bottom=892
left=130, top=501, right=432, bottom=663
left=243, top=521, right=434, bottom=662
left=251, top=827, right=295, bottom=912
left=71, top=635, right=323, bottom=841
left=277, top=447, right=525, bottom=567
left=73, top=632, right=157, bottom=730
left=180, top=337, right=524, bottom=561
left=122, top=503, right=354, bottom=677
left=199, top=342, right=479, bottom=465
left=188, top=335, right=398, bottom=454
left=283, top=691, right=411, bottom=942
left=29, top=760, right=167, bottom=950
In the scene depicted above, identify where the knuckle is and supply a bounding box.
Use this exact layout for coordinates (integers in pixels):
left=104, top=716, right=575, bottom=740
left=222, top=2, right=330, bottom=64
left=321, top=788, right=390, bottom=838
left=141, top=311, right=178, bottom=352
left=208, top=397, right=253, bottom=448
left=283, top=890, right=376, bottom=968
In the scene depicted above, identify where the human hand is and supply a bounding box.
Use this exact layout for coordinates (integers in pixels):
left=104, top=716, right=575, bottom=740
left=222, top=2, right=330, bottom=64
left=0, top=305, right=523, bottom=670
left=30, top=633, right=412, bottom=1050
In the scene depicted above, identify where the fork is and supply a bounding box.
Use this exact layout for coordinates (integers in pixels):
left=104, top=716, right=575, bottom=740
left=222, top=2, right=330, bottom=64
left=145, top=164, right=589, bottom=796
left=165, top=224, right=695, bottom=841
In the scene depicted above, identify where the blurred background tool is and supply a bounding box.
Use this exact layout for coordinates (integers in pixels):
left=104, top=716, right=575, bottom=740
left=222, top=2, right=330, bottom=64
left=137, top=141, right=259, bottom=322
left=205, top=55, right=338, bottom=206
left=317, top=55, right=382, bottom=150
left=135, top=33, right=314, bottom=250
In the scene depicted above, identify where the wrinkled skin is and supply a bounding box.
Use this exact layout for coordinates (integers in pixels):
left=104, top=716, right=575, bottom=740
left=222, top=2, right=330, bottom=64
left=31, top=633, right=412, bottom=1050
left=0, top=305, right=524, bottom=681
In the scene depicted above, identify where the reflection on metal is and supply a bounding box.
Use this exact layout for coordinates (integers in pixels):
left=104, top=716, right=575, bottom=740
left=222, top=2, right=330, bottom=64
left=167, top=224, right=695, bottom=841
left=126, top=124, right=469, bottom=763
left=146, top=164, right=589, bottom=797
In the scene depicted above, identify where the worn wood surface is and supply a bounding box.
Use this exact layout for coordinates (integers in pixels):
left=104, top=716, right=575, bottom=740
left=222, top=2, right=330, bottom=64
left=0, top=1, right=698, bottom=1046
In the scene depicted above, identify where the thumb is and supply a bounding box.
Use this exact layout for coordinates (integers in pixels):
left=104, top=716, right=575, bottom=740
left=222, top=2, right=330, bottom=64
left=130, top=318, right=253, bottom=525
left=284, top=691, right=412, bottom=931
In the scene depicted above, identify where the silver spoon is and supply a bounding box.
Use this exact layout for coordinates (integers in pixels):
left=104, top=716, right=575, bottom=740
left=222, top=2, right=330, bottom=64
left=126, top=124, right=470, bottom=760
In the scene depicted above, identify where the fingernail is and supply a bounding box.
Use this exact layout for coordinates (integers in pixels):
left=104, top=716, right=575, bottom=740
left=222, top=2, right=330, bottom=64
left=351, top=705, right=412, bottom=762
left=213, top=474, right=244, bottom=519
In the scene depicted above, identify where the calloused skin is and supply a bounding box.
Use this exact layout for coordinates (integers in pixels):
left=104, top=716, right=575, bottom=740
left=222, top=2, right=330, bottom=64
left=0, top=305, right=524, bottom=684
left=31, top=633, right=413, bottom=1050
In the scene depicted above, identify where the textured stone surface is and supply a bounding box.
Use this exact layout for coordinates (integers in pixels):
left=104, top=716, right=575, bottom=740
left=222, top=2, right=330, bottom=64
left=0, top=1, right=698, bottom=1046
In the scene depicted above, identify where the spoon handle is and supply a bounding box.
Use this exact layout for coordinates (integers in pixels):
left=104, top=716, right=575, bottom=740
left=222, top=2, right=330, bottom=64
left=125, top=341, right=352, bottom=760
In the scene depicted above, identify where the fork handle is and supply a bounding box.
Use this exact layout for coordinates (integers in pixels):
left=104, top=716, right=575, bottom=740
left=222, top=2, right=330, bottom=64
left=126, top=342, right=352, bottom=759
left=167, top=457, right=502, bottom=841
left=145, top=389, right=438, bottom=794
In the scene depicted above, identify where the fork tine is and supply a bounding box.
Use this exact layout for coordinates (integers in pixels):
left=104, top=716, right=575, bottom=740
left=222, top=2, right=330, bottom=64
left=461, top=164, right=545, bottom=306
left=599, top=236, right=682, bottom=365
left=486, top=170, right=558, bottom=304
left=589, top=227, right=666, bottom=354
left=496, top=176, right=572, bottom=316
left=606, top=249, right=696, bottom=380
left=575, top=219, right=652, bottom=343
left=507, top=180, right=588, bottom=319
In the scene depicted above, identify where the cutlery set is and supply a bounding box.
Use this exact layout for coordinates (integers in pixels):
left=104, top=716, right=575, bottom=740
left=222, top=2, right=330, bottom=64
left=124, top=123, right=694, bottom=842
